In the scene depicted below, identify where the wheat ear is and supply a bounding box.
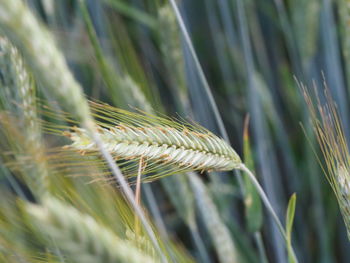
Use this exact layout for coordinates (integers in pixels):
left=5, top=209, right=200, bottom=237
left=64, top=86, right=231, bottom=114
left=301, top=82, right=350, bottom=240
left=335, top=166, right=350, bottom=238
left=65, top=123, right=241, bottom=174
left=0, top=37, right=49, bottom=198
left=25, top=197, right=156, bottom=263
left=0, top=0, right=92, bottom=124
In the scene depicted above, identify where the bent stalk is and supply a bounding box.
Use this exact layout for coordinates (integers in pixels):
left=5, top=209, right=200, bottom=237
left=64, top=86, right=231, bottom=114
left=239, top=164, right=298, bottom=263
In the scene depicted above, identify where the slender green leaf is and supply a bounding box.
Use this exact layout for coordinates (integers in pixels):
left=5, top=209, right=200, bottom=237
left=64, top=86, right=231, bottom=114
left=243, top=115, right=263, bottom=232
left=286, top=193, right=297, bottom=263
left=103, top=0, right=156, bottom=29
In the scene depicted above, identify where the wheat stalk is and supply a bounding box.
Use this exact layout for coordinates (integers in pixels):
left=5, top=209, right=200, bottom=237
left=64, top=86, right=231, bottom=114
left=26, top=197, right=156, bottom=263
left=167, top=0, right=229, bottom=142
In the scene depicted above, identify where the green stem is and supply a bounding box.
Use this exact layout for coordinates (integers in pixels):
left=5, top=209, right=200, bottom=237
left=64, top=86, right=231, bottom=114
left=239, top=164, right=298, bottom=263
left=254, top=232, right=269, bottom=263
left=168, top=0, right=229, bottom=143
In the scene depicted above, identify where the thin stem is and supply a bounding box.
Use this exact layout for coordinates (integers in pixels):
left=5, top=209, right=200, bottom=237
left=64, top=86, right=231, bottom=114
left=143, top=184, right=169, bottom=239
left=189, top=223, right=211, bottom=263
left=254, top=232, right=269, bottom=263
left=135, top=157, right=145, bottom=206
left=87, top=123, right=167, bottom=263
left=240, top=164, right=286, bottom=238
left=239, top=164, right=298, bottom=263
left=167, top=0, right=229, bottom=143
left=135, top=157, right=145, bottom=236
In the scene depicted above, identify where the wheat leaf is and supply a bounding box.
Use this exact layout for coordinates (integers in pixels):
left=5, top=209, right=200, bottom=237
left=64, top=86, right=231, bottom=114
left=286, top=193, right=297, bottom=263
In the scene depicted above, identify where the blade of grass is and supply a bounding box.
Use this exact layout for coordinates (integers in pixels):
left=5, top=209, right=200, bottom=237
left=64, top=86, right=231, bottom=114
left=103, top=0, right=156, bottom=29
left=286, top=193, right=297, bottom=263
left=167, top=0, right=229, bottom=143
left=243, top=115, right=263, bottom=233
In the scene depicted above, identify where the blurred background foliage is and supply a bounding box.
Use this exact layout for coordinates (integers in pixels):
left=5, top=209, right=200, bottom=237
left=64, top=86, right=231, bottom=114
left=1, top=0, right=350, bottom=262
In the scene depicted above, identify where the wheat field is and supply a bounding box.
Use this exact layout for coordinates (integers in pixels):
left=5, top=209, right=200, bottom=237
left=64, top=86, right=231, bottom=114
left=0, top=0, right=350, bottom=262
